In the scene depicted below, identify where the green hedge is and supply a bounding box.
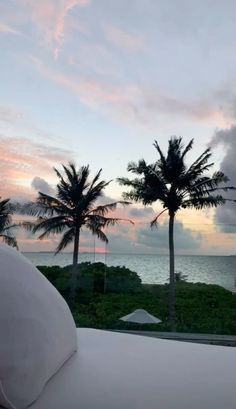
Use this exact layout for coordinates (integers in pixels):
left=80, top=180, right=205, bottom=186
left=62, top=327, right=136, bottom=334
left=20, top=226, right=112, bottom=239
left=37, top=262, right=142, bottom=298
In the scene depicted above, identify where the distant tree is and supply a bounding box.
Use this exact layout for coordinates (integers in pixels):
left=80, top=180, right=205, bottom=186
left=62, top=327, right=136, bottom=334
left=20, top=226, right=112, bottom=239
left=175, top=272, right=188, bottom=283
left=118, top=137, right=235, bottom=331
left=28, top=163, right=131, bottom=304
left=0, top=198, right=18, bottom=248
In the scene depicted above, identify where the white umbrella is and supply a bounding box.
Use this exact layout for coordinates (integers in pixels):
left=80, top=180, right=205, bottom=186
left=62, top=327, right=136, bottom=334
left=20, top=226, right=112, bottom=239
left=119, top=309, right=162, bottom=324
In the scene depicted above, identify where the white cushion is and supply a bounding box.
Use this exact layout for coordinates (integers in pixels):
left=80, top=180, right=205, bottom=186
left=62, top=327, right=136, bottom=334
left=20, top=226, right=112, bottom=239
left=31, top=329, right=235, bottom=409
left=0, top=244, right=77, bottom=409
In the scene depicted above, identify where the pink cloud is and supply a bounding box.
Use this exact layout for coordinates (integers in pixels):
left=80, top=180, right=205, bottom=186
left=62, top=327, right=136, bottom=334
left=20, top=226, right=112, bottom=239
left=0, top=105, right=63, bottom=142
left=0, top=22, right=23, bottom=36
left=54, top=0, right=89, bottom=42
left=105, top=26, right=144, bottom=51
left=29, top=55, right=129, bottom=108
left=0, top=136, right=73, bottom=199
left=23, top=0, right=90, bottom=57
left=29, top=56, right=230, bottom=130
left=127, top=91, right=230, bottom=126
left=0, top=106, right=26, bottom=125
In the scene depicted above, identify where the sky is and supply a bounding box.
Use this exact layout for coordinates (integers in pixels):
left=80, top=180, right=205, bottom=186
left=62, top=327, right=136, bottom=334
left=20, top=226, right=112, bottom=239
left=1, top=0, right=236, bottom=254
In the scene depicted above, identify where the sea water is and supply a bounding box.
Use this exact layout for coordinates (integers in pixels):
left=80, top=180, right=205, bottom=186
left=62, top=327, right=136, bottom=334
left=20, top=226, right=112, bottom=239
left=23, top=252, right=236, bottom=292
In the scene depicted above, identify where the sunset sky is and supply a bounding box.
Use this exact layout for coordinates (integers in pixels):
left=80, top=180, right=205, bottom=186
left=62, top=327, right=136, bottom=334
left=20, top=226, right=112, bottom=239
left=1, top=0, right=236, bottom=254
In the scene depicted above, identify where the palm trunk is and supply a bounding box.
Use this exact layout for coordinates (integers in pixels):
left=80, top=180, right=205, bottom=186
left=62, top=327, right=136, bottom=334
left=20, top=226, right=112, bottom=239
left=169, top=211, right=176, bottom=332
left=70, top=227, right=80, bottom=309
left=73, top=227, right=80, bottom=266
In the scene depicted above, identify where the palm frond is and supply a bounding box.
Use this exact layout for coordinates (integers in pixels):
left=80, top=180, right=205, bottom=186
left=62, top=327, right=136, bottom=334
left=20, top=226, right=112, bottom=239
left=0, top=214, right=12, bottom=231
left=90, top=201, right=131, bottom=216
left=186, top=148, right=213, bottom=179
left=3, top=223, right=20, bottom=231
left=183, top=195, right=225, bottom=210
left=86, top=214, right=133, bottom=229
left=33, top=216, right=69, bottom=239
left=181, top=138, right=194, bottom=159
left=119, top=170, right=168, bottom=205
left=150, top=208, right=168, bottom=229
left=62, top=163, right=77, bottom=186
left=0, top=198, right=12, bottom=229
left=55, top=228, right=75, bottom=254
left=20, top=221, right=35, bottom=232
left=29, top=193, right=69, bottom=217
left=0, top=234, right=18, bottom=249
left=92, top=228, right=108, bottom=243
left=54, top=163, right=88, bottom=205
left=0, top=198, right=11, bottom=210
left=88, top=168, right=103, bottom=190
left=127, top=159, right=148, bottom=175
left=0, top=199, right=17, bottom=249
left=153, top=140, right=166, bottom=167
left=182, top=172, right=232, bottom=199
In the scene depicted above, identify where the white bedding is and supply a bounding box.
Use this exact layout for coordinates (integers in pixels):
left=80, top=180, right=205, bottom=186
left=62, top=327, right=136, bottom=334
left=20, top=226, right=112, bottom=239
left=31, top=328, right=236, bottom=409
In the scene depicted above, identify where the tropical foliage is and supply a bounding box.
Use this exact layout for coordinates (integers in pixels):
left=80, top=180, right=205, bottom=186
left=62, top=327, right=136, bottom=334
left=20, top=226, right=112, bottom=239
left=27, top=163, right=131, bottom=303
left=118, top=137, right=235, bottom=331
left=0, top=198, right=18, bottom=248
left=37, top=263, right=236, bottom=336
left=37, top=263, right=142, bottom=301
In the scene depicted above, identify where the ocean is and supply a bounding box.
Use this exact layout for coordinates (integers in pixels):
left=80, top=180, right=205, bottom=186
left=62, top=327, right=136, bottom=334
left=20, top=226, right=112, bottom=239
left=23, top=252, right=236, bottom=292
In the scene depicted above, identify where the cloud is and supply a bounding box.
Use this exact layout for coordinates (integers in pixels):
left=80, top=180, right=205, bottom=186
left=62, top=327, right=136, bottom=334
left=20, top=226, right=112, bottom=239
left=29, top=55, right=229, bottom=131
left=214, top=85, right=236, bottom=121
left=105, top=231, right=139, bottom=254
left=0, top=22, right=23, bottom=36
left=0, top=135, right=73, bottom=199
left=211, top=127, right=236, bottom=232
left=0, top=105, right=62, bottom=143
left=53, top=0, right=90, bottom=59
left=31, top=177, right=55, bottom=196
left=29, top=55, right=128, bottom=107
left=137, top=221, right=202, bottom=252
left=129, top=206, right=155, bottom=218
left=105, top=26, right=144, bottom=51
left=0, top=106, right=26, bottom=126
left=214, top=203, right=236, bottom=233
left=10, top=192, right=206, bottom=254
left=105, top=219, right=202, bottom=254
left=66, top=42, right=122, bottom=77
left=123, top=90, right=229, bottom=127
left=23, top=0, right=90, bottom=57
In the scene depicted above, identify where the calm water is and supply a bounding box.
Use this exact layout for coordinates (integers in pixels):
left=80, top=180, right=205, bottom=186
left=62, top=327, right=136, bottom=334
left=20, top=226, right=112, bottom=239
left=23, top=252, right=236, bottom=292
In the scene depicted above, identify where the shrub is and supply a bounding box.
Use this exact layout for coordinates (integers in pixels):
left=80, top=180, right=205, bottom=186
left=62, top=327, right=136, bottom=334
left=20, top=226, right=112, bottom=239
left=37, top=265, right=71, bottom=299
left=62, top=262, right=142, bottom=294
left=37, top=262, right=142, bottom=296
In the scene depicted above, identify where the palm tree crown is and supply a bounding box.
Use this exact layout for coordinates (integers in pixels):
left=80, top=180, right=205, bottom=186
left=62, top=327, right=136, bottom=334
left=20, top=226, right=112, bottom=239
left=0, top=198, right=18, bottom=248
left=30, top=163, right=130, bottom=261
left=119, top=137, right=233, bottom=221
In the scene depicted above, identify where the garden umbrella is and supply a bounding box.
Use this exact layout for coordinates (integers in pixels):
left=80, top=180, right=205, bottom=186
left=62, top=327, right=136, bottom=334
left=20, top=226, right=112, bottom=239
left=119, top=309, right=162, bottom=324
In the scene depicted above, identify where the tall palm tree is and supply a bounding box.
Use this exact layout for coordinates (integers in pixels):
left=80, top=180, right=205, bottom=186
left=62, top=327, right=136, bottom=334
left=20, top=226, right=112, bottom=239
left=0, top=198, right=18, bottom=248
left=118, top=137, right=234, bottom=331
left=28, top=163, right=131, bottom=303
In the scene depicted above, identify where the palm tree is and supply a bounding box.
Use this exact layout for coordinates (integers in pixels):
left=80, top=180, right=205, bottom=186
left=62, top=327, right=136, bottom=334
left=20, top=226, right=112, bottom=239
left=0, top=198, right=18, bottom=248
left=28, top=163, right=131, bottom=303
left=118, top=137, right=234, bottom=331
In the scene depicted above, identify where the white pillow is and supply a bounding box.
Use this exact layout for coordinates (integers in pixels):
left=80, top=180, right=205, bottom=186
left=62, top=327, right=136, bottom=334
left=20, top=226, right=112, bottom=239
left=0, top=244, right=77, bottom=409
